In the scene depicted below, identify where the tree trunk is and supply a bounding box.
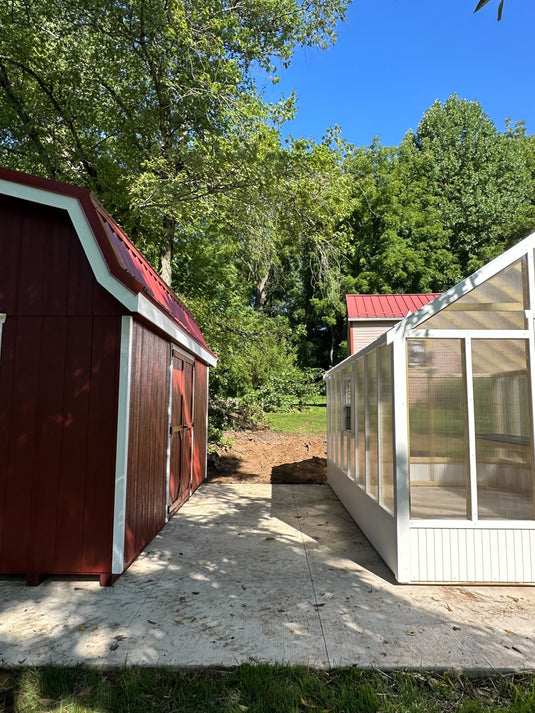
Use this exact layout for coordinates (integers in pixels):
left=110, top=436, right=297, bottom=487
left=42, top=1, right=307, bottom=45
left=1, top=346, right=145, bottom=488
left=159, top=215, right=175, bottom=286
left=254, top=272, right=269, bottom=313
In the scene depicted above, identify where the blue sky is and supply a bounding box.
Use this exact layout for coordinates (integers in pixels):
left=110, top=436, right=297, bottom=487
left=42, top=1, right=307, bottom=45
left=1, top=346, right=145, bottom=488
left=261, top=0, right=535, bottom=147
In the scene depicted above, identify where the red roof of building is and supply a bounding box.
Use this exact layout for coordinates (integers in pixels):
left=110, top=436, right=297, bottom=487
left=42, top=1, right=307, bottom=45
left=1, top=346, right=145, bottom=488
left=0, top=166, right=211, bottom=354
left=346, top=293, right=440, bottom=320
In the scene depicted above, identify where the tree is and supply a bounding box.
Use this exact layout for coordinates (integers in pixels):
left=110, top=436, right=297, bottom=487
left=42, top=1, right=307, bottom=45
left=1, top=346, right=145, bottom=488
left=344, top=95, right=535, bottom=305
left=0, top=0, right=348, bottom=281
left=0, top=0, right=354, bottom=415
left=407, top=95, right=535, bottom=274
left=474, top=0, right=505, bottom=21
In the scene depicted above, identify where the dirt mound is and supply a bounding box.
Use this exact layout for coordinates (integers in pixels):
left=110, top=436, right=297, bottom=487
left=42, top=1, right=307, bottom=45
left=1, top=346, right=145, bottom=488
left=207, top=430, right=327, bottom=484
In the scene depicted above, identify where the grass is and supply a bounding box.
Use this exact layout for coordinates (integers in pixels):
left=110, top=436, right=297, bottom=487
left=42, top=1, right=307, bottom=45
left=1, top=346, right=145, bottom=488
left=2, top=666, right=535, bottom=713
left=264, top=396, right=327, bottom=434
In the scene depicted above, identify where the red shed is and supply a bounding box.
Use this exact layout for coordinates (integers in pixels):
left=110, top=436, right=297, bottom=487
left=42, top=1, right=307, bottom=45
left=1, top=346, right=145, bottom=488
left=0, top=167, right=217, bottom=585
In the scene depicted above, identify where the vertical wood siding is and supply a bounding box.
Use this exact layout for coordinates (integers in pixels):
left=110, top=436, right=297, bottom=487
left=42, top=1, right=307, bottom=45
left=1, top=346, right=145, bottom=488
left=409, top=527, right=535, bottom=582
left=351, top=322, right=397, bottom=354
left=192, top=361, right=208, bottom=491
left=0, top=197, right=122, bottom=577
left=123, top=321, right=170, bottom=567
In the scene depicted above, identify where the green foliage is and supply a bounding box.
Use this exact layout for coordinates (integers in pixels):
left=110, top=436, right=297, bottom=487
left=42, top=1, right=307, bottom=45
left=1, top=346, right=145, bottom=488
left=7, top=667, right=535, bottom=713
left=345, top=95, right=535, bottom=298
left=264, top=396, right=327, bottom=433
left=0, top=0, right=534, bottom=409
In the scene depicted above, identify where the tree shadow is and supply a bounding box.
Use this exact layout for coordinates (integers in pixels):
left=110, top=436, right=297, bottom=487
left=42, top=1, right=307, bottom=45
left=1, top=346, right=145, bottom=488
left=206, top=454, right=264, bottom=482
left=0, top=483, right=533, bottom=674
left=269, top=484, right=395, bottom=584
left=271, top=458, right=326, bottom=484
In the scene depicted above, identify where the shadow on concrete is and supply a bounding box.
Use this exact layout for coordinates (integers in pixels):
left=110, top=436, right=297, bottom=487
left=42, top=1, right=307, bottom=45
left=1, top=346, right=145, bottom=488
left=270, top=484, right=395, bottom=584
left=271, top=458, right=326, bottom=485
left=0, top=483, right=534, bottom=671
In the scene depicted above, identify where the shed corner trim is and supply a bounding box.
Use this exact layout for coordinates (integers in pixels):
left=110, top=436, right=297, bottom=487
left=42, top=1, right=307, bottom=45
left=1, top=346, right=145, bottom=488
left=112, top=315, right=134, bottom=574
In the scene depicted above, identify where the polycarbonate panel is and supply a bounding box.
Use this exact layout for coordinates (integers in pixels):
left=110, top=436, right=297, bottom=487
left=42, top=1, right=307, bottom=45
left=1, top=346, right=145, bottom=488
left=326, top=380, right=332, bottom=460
left=419, top=258, right=528, bottom=331
left=408, top=339, right=469, bottom=519
left=379, top=345, right=394, bottom=512
left=472, top=339, right=535, bottom=520
left=347, top=431, right=356, bottom=481
left=356, top=357, right=366, bottom=485
left=344, top=378, right=352, bottom=432
left=367, top=352, right=379, bottom=499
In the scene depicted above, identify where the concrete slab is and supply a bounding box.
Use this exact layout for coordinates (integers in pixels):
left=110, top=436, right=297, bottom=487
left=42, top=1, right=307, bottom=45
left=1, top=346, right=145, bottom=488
left=0, top=483, right=534, bottom=670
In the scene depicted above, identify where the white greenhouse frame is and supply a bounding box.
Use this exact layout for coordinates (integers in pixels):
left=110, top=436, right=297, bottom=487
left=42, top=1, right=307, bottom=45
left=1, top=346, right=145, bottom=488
left=325, top=234, right=535, bottom=583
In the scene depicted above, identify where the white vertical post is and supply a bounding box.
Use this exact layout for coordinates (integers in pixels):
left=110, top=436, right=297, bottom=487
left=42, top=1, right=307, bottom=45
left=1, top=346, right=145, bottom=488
left=335, top=375, right=339, bottom=465
left=525, top=249, right=535, bottom=517
left=112, top=316, right=133, bottom=574
left=527, top=249, right=535, bottom=312
left=465, top=338, right=478, bottom=521
left=355, top=361, right=360, bottom=484
left=377, top=347, right=383, bottom=505
left=527, top=318, right=535, bottom=517
left=325, top=378, right=330, bottom=461
left=364, top=355, right=369, bottom=493
left=352, top=359, right=357, bottom=481
left=393, top=337, right=410, bottom=582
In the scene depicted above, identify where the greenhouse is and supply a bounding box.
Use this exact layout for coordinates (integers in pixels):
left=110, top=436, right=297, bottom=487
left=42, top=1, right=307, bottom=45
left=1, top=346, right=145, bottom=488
left=324, top=235, right=535, bottom=583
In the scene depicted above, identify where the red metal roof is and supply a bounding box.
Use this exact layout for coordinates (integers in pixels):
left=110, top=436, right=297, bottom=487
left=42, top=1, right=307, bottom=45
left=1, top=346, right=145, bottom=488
left=346, top=293, right=440, bottom=320
left=0, top=166, right=211, bottom=353
left=92, top=199, right=207, bottom=347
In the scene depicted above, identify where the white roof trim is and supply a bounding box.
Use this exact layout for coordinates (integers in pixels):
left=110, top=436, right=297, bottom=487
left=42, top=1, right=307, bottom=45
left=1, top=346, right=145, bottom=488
left=138, top=294, right=217, bottom=366
left=387, top=232, right=535, bottom=342
left=0, top=179, right=217, bottom=366
left=324, top=331, right=389, bottom=378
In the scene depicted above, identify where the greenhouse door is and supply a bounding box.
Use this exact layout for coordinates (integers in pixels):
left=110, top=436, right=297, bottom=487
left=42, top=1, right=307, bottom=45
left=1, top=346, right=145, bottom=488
left=169, top=350, right=194, bottom=513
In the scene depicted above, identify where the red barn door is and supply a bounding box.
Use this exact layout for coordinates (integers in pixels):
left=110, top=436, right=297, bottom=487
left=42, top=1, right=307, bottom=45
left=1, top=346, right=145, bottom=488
left=169, top=350, right=195, bottom=513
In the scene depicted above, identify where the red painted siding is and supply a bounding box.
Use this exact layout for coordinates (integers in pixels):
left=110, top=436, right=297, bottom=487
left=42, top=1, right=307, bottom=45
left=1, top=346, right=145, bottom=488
left=0, top=166, right=214, bottom=357
left=0, top=196, right=122, bottom=577
left=192, top=362, right=208, bottom=492
left=124, top=321, right=169, bottom=568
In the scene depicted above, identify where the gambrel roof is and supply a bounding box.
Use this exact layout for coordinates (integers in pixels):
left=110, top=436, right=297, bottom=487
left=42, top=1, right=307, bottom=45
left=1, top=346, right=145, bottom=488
left=0, top=166, right=216, bottom=366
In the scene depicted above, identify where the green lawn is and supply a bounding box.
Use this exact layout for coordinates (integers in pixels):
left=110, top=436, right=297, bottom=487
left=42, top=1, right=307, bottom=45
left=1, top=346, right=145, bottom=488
left=3, top=666, right=535, bottom=713
left=264, top=396, right=327, bottom=434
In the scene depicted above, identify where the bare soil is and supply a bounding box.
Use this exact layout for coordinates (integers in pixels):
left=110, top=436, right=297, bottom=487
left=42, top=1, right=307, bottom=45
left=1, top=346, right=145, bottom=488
left=207, top=430, right=327, bottom=484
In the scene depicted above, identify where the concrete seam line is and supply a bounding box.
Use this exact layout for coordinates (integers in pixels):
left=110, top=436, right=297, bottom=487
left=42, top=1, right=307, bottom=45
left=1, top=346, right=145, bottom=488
left=292, top=490, right=331, bottom=670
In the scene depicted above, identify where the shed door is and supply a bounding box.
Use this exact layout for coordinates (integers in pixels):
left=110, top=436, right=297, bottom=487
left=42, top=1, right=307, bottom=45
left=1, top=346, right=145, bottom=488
left=169, top=350, right=195, bottom=513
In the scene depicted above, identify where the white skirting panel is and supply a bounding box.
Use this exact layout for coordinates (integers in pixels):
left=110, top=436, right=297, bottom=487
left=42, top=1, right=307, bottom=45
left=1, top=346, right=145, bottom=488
left=327, top=460, right=398, bottom=578
left=409, top=527, right=535, bottom=583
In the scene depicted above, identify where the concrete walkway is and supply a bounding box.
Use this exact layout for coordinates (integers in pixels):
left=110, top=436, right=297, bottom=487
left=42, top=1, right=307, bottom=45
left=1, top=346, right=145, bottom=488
left=1, top=483, right=534, bottom=670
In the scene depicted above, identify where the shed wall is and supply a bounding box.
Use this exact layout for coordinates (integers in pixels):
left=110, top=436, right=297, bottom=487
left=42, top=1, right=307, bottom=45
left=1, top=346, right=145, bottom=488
left=350, top=321, right=397, bottom=354
left=192, top=362, right=208, bottom=492
left=0, top=197, right=122, bottom=576
left=328, top=461, right=398, bottom=577
left=124, top=320, right=170, bottom=567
